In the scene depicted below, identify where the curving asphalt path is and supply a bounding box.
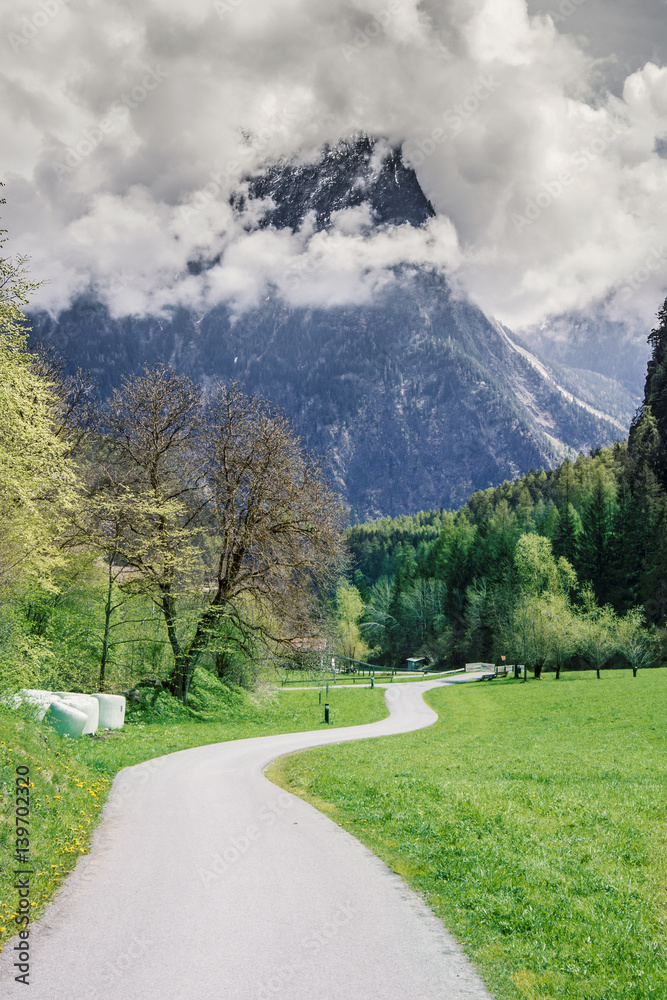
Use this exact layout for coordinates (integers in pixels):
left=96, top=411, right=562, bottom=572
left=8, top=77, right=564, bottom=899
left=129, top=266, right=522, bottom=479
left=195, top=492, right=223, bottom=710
left=1, top=677, right=494, bottom=1000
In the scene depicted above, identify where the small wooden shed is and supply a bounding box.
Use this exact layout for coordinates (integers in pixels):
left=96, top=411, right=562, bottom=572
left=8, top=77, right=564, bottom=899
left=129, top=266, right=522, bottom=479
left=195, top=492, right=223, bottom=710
left=407, top=657, right=425, bottom=671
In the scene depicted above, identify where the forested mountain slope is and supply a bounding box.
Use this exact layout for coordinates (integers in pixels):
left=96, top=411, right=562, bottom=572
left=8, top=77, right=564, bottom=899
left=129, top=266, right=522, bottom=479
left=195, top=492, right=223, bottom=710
left=343, top=303, right=667, bottom=669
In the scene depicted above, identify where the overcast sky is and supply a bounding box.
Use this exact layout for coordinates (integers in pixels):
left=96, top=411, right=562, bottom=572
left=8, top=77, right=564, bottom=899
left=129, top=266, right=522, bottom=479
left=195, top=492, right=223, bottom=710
left=1, top=0, right=666, bottom=335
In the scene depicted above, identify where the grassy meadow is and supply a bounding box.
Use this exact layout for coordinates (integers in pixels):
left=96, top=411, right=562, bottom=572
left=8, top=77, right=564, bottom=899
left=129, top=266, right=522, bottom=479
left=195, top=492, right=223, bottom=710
left=269, top=670, right=667, bottom=1000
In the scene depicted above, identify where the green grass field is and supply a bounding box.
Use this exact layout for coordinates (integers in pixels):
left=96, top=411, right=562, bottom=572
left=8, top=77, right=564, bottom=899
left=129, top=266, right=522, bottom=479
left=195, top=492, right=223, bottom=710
left=0, top=681, right=387, bottom=951
left=269, top=671, right=667, bottom=1000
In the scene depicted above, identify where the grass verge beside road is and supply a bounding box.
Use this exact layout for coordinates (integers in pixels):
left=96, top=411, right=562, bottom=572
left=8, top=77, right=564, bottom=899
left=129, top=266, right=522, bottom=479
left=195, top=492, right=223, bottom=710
left=269, top=671, right=667, bottom=1000
left=0, top=678, right=387, bottom=952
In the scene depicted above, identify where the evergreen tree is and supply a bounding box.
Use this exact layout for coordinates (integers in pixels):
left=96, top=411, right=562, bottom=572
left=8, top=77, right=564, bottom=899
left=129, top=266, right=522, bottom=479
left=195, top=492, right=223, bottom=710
left=578, top=472, right=615, bottom=603
left=630, top=299, right=667, bottom=485
left=553, top=460, right=581, bottom=565
left=442, top=515, right=477, bottom=658
left=622, top=399, right=667, bottom=622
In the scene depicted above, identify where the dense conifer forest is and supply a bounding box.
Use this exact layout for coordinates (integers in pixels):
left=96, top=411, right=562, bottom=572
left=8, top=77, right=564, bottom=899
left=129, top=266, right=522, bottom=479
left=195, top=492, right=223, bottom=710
left=343, top=301, right=667, bottom=675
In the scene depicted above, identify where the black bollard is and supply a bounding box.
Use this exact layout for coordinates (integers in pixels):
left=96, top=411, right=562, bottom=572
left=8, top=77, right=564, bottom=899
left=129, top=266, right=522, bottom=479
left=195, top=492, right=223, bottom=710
left=319, top=690, right=322, bottom=705
left=324, top=702, right=330, bottom=724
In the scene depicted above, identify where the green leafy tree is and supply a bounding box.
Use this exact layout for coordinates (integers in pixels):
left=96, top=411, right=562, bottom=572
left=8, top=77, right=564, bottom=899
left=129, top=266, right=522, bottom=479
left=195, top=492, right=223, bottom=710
left=360, top=577, right=394, bottom=645
left=579, top=596, right=619, bottom=679
left=511, top=535, right=578, bottom=678
left=515, top=534, right=561, bottom=596
left=334, top=581, right=369, bottom=661
left=615, top=607, right=661, bottom=677
left=540, top=592, right=578, bottom=680
left=0, top=221, right=79, bottom=589
left=511, top=594, right=550, bottom=678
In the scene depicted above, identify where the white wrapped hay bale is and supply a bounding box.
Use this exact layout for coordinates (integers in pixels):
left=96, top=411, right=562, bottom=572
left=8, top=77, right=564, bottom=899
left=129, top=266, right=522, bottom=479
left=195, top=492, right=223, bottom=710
left=44, top=700, right=88, bottom=738
left=59, top=694, right=99, bottom=734
left=12, top=690, right=63, bottom=721
left=93, top=693, right=125, bottom=729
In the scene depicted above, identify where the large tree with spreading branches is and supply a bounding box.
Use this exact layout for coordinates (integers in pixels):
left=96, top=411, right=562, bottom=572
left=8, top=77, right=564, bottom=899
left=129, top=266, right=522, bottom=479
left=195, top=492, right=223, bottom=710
left=94, top=367, right=346, bottom=702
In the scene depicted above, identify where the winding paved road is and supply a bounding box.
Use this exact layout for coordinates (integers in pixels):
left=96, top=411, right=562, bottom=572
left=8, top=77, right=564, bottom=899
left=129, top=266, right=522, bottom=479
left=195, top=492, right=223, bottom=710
left=1, top=677, right=494, bottom=999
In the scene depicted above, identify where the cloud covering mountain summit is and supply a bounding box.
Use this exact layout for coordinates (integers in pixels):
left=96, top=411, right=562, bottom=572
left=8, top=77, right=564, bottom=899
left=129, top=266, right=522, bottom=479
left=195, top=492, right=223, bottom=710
left=2, top=0, right=666, bottom=334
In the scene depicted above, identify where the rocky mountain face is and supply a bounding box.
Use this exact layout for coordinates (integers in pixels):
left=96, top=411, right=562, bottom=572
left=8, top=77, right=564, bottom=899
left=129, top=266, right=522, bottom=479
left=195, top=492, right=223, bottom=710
left=30, top=138, right=637, bottom=519
left=244, top=135, right=434, bottom=232
left=522, top=311, right=649, bottom=398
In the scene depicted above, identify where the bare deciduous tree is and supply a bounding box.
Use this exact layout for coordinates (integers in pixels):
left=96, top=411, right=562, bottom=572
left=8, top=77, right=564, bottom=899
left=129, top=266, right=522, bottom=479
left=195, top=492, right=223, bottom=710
left=95, top=369, right=346, bottom=702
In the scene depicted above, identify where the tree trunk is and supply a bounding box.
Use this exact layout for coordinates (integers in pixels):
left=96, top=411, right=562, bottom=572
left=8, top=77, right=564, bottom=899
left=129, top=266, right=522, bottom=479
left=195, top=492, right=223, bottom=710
left=167, top=650, right=198, bottom=705
left=161, top=590, right=191, bottom=704
left=165, top=600, right=222, bottom=704
left=596, top=668, right=601, bottom=679
left=98, top=553, right=114, bottom=691
left=214, top=651, right=230, bottom=680
left=633, top=666, right=637, bottom=677
left=556, top=665, right=560, bottom=680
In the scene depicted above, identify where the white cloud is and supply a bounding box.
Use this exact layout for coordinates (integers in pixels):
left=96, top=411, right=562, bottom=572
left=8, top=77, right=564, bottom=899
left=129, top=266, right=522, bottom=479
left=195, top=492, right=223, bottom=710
left=0, top=0, right=665, bottom=335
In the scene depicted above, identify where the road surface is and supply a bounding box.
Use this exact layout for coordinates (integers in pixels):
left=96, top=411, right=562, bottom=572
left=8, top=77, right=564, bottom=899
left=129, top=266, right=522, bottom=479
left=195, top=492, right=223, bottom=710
left=1, top=677, right=495, bottom=999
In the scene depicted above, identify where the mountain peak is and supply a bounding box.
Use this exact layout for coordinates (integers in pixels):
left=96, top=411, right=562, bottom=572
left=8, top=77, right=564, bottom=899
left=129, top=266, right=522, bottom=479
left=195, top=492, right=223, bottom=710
left=29, top=137, right=630, bottom=518
left=241, top=135, right=435, bottom=232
